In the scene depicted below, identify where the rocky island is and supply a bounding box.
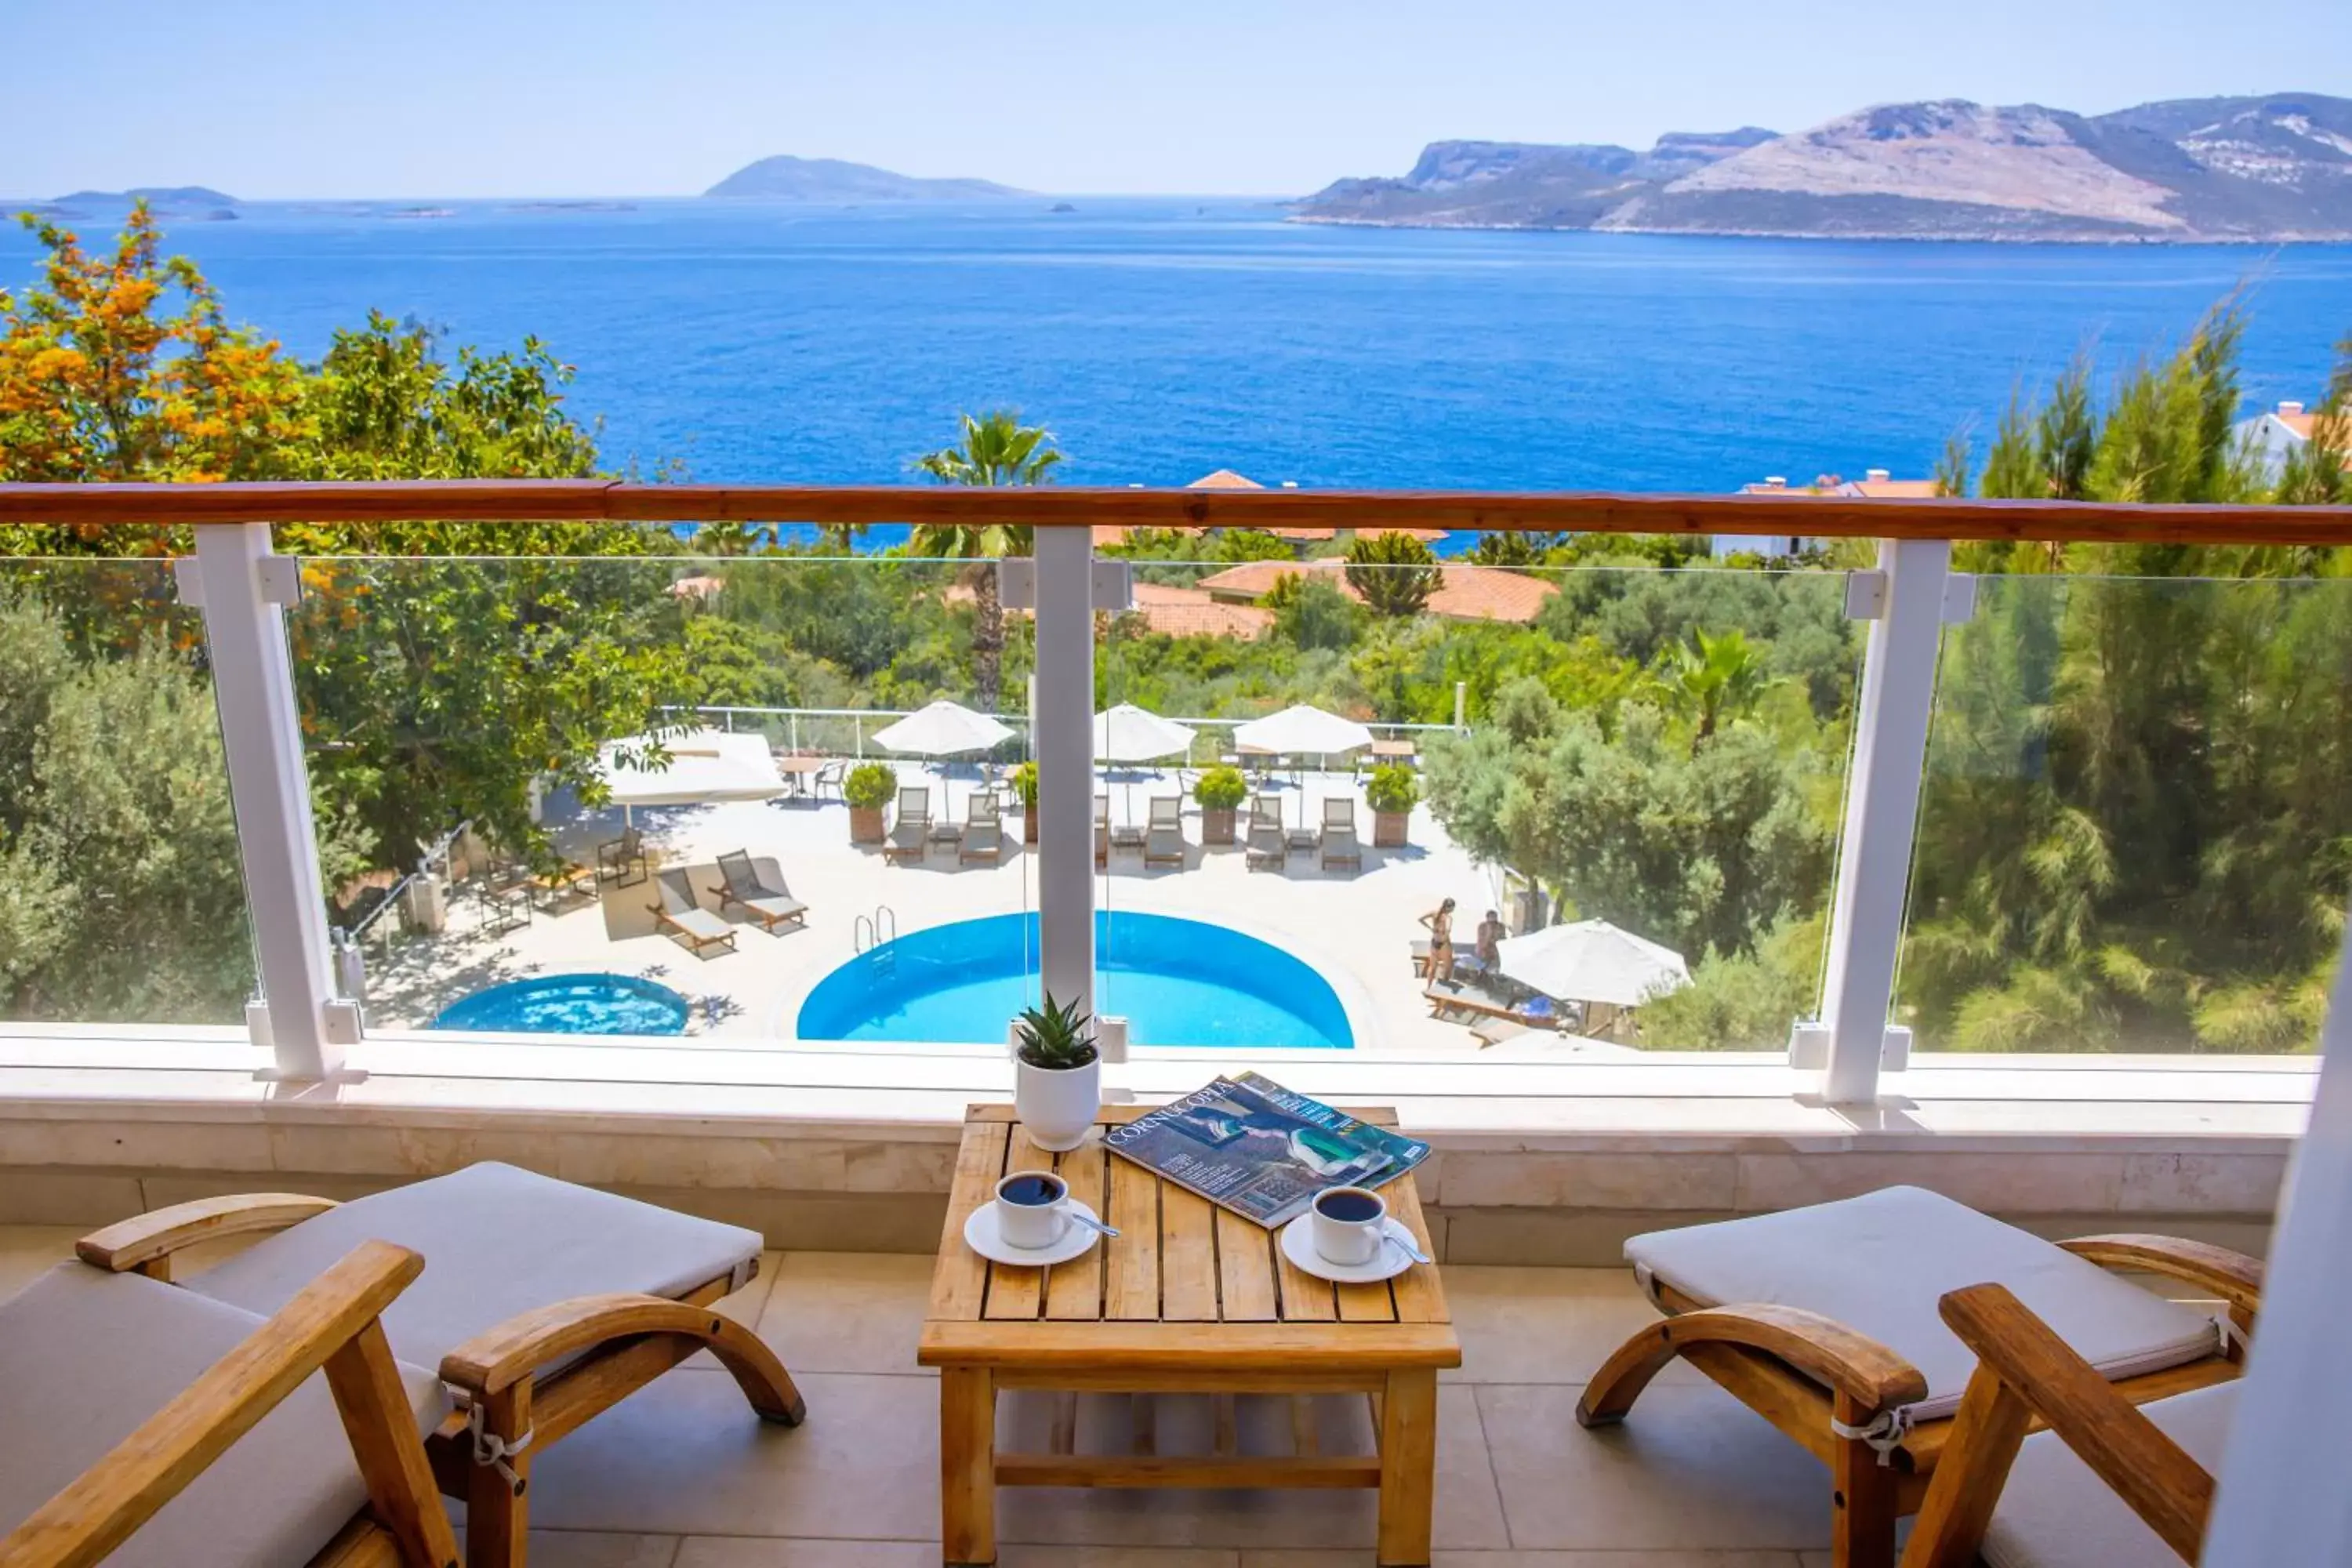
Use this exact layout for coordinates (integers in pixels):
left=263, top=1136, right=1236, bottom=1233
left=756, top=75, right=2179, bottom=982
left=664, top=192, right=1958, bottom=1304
left=705, top=155, right=1024, bottom=202
left=1296, top=93, right=2352, bottom=241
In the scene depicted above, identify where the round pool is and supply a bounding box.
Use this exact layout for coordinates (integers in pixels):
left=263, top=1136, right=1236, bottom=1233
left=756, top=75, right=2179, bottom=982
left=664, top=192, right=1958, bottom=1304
left=795, top=911, right=1352, bottom=1049
left=430, top=973, right=691, bottom=1035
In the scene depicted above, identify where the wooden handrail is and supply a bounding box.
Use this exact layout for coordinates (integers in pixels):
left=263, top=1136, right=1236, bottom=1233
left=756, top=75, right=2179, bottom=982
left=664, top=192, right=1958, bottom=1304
left=2, top=480, right=2350, bottom=545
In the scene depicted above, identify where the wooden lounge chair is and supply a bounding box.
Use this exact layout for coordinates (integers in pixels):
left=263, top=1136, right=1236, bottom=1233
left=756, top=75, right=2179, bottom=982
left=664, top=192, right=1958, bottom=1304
left=649, top=867, right=737, bottom=956
left=1575, top=1186, right=2259, bottom=1568
left=1143, top=794, right=1185, bottom=867
left=1319, top=797, right=1362, bottom=873
left=0, top=1239, right=459, bottom=1568
left=74, top=1162, right=808, bottom=1568
left=886, top=786, right=931, bottom=864
left=958, top=796, right=1004, bottom=864
left=594, top=825, right=646, bottom=887
left=1244, top=793, right=1286, bottom=871
left=714, top=849, right=808, bottom=931
left=1896, top=1282, right=2238, bottom=1568
left=1093, top=793, right=1111, bottom=869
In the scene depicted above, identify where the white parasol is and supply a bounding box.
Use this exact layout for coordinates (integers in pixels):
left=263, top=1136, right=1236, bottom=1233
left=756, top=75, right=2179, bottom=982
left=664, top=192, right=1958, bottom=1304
left=870, top=700, right=1017, bottom=758
left=1093, top=703, right=1197, bottom=763
left=1232, top=703, right=1374, bottom=758
left=595, top=728, right=785, bottom=819
left=1494, top=920, right=1690, bottom=1008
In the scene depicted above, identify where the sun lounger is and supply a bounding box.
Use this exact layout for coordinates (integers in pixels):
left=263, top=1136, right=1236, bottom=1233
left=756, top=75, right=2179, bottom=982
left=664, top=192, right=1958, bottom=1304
left=1244, top=794, right=1287, bottom=871
left=1897, top=1283, right=2238, bottom=1568
left=886, top=786, right=931, bottom=864
left=75, top=1162, right=807, bottom=1566
left=650, top=866, right=737, bottom=956
left=1144, top=795, right=1185, bottom=867
left=959, top=796, right=1004, bottom=863
left=1575, top=1186, right=2258, bottom=1568
left=1318, top=797, right=1362, bottom=872
left=0, top=1240, right=457, bottom=1568
left=595, top=824, right=647, bottom=887
left=715, top=849, right=808, bottom=931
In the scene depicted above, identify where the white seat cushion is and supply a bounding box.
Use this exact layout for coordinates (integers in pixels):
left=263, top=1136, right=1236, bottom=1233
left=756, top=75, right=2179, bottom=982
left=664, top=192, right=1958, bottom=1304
left=187, top=1161, right=763, bottom=1373
left=0, top=1264, right=447, bottom=1568
left=1983, top=1380, right=2235, bottom=1568
left=1625, top=1186, right=2221, bottom=1420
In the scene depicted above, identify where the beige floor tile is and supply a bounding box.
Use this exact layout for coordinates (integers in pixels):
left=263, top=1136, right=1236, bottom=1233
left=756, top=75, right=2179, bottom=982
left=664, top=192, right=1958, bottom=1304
left=686, top=1249, right=785, bottom=1371
left=0, top=1225, right=80, bottom=1302
left=1443, top=1267, right=1696, bottom=1388
left=1475, top=1384, right=1831, bottom=1552
left=521, top=1370, right=939, bottom=1541
left=1243, top=1555, right=1806, bottom=1566
left=753, top=1251, right=935, bottom=1375
left=673, top=1542, right=938, bottom=1567
left=528, top=1532, right=683, bottom=1568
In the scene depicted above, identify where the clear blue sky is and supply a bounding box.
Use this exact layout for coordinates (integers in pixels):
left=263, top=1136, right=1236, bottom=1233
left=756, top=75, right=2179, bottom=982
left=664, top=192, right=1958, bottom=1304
left=7, top=0, right=2347, bottom=199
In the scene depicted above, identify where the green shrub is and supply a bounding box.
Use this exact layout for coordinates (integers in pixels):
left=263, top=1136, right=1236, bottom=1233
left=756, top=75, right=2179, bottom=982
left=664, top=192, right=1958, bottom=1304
left=844, top=761, right=898, bottom=811
left=1011, top=760, right=1039, bottom=808
left=1364, top=762, right=1420, bottom=815
left=1193, top=764, right=1247, bottom=811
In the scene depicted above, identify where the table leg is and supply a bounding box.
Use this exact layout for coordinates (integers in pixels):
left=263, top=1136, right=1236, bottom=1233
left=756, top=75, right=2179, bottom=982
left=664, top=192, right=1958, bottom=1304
left=941, top=1367, right=996, bottom=1566
left=1375, top=1367, right=1438, bottom=1567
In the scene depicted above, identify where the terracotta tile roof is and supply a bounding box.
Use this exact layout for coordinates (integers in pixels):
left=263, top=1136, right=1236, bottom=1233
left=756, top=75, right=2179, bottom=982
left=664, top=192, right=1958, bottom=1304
left=1741, top=474, right=1945, bottom=499
left=1123, top=581, right=1273, bottom=639
left=668, top=575, right=725, bottom=599
left=1193, top=558, right=1555, bottom=624
left=1187, top=469, right=1265, bottom=490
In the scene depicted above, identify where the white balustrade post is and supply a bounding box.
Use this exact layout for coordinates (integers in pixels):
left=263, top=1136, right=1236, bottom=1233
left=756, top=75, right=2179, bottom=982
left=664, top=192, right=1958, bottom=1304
left=1795, top=537, right=1951, bottom=1105
left=184, top=524, right=358, bottom=1080
left=1031, top=531, right=1096, bottom=1019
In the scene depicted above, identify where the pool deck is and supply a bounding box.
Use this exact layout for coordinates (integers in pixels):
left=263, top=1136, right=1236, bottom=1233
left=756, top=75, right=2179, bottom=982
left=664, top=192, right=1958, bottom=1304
left=358, top=765, right=1605, bottom=1057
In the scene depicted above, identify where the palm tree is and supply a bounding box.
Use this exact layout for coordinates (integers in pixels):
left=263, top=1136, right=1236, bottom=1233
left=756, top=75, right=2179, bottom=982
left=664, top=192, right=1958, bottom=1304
left=1671, top=627, right=1767, bottom=743
left=909, top=411, right=1062, bottom=711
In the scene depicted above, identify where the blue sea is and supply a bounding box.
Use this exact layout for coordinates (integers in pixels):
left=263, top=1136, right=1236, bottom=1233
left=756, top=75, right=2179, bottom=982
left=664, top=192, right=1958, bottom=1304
left=9, top=196, right=2347, bottom=531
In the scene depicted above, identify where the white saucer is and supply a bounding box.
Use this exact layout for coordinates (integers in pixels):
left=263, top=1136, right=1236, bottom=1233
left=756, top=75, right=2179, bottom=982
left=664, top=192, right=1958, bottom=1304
left=1278, top=1214, right=1421, bottom=1284
left=964, top=1198, right=1105, bottom=1268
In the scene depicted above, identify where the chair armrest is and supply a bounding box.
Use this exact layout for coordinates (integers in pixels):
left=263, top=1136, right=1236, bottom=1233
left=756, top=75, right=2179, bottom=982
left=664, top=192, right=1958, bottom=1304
left=439, top=1292, right=742, bottom=1395
left=1, top=1241, right=453, bottom=1568
left=2060, top=1233, right=2265, bottom=1315
left=1918, top=1282, right=2214, bottom=1566
left=1577, top=1300, right=1928, bottom=1430
left=77, top=1194, right=339, bottom=1276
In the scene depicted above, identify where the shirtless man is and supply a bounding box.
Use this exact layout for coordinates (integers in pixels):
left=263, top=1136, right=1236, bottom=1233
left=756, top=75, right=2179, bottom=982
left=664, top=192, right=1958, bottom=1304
left=1474, top=909, right=1505, bottom=971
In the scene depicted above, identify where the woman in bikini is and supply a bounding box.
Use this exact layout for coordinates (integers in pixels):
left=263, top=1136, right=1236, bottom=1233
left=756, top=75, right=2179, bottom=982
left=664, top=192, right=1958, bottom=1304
left=1420, top=897, right=1458, bottom=986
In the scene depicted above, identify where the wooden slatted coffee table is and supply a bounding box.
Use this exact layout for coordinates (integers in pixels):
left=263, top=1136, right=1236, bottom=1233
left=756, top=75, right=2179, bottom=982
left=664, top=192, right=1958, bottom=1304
left=919, top=1104, right=1458, bottom=1567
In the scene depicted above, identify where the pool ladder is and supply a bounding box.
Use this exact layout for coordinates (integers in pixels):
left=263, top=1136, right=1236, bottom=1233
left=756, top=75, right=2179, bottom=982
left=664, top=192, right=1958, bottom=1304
left=853, top=904, right=898, bottom=957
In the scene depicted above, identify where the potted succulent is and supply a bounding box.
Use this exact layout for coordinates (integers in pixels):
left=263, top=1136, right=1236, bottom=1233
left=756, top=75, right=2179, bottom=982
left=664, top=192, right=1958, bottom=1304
left=1365, top=762, right=1419, bottom=848
left=1193, top=764, right=1247, bottom=845
left=1011, top=992, right=1100, bottom=1151
left=844, top=761, right=897, bottom=844
left=1011, top=760, right=1040, bottom=844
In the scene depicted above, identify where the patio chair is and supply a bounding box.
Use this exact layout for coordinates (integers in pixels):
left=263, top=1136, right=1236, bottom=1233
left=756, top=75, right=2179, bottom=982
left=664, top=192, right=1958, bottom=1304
left=959, top=795, right=1004, bottom=864
left=1244, top=793, right=1286, bottom=871
left=594, top=824, right=646, bottom=887
left=1318, top=797, right=1363, bottom=873
left=1144, top=794, right=1186, bottom=867
left=75, top=1161, right=807, bottom=1568
left=814, top=759, right=846, bottom=801
left=715, top=849, right=808, bottom=932
left=1896, top=1283, right=2235, bottom=1568
left=1574, top=1185, right=2259, bottom=1568
left=1093, top=793, right=1111, bottom=869
left=650, top=866, right=738, bottom=956
left=0, top=1240, right=458, bottom=1568
left=886, top=786, right=931, bottom=864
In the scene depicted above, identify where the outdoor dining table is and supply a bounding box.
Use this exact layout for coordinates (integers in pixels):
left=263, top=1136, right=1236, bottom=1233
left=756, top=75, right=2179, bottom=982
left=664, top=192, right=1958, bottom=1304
left=774, top=753, right=826, bottom=798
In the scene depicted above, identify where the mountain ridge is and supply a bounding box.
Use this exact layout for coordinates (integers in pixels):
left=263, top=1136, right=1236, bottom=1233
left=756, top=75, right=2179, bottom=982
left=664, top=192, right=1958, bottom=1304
left=1296, top=93, right=2352, bottom=241
left=705, top=155, right=1025, bottom=202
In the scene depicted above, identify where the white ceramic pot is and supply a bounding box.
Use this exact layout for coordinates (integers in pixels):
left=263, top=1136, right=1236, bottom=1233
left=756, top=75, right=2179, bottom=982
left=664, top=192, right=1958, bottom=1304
left=1014, top=1054, right=1101, bottom=1152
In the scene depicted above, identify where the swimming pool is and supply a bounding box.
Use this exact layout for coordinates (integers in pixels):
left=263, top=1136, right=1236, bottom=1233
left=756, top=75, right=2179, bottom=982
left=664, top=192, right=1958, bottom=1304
left=795, top=911, right=1352, bottom=1049
left=430, top=973, right=691, bottom=1035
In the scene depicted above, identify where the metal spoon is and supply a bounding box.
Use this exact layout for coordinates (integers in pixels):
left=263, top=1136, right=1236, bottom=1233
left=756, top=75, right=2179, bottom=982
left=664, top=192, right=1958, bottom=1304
left=1066, top=1209, right=1121, bottom=1240
left=1383, top=1228, right=1433, bottom=1265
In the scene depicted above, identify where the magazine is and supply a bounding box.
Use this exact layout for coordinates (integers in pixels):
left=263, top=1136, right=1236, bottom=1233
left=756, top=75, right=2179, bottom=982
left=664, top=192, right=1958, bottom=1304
left=1102, top=1072, right=1430, bottom=1229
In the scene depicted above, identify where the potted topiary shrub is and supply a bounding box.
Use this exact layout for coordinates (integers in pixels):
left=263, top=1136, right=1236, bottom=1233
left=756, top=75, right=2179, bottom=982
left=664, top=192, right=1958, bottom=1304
left=1011, top=992, right=1099, bottom=1151
left=1365, top=762, right=1418, bottom=848
left=844, top=761, right=897, bottom=844
left=1193, top=764, right=1247, bottom=845
left=1011, top=760, right=1040, bottom=844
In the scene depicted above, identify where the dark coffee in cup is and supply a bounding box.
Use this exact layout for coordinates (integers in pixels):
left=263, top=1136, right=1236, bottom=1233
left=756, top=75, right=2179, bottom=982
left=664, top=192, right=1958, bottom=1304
left=1315, top=1189, right=1384, bottom=1223
left=1000, top=1173, right=1067, bottom=1207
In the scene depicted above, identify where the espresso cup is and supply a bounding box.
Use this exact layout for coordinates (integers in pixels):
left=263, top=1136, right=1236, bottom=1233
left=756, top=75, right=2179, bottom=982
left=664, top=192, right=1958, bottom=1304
left=1310, top=1185, right=1388, bottom=1268
left=994, top=1170, right=1072, bottom=1250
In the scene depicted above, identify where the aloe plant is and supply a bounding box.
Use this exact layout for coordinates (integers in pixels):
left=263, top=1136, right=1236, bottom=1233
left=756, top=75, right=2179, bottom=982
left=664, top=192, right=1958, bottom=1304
left=1014, top=992, right=1098, bottom=1070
